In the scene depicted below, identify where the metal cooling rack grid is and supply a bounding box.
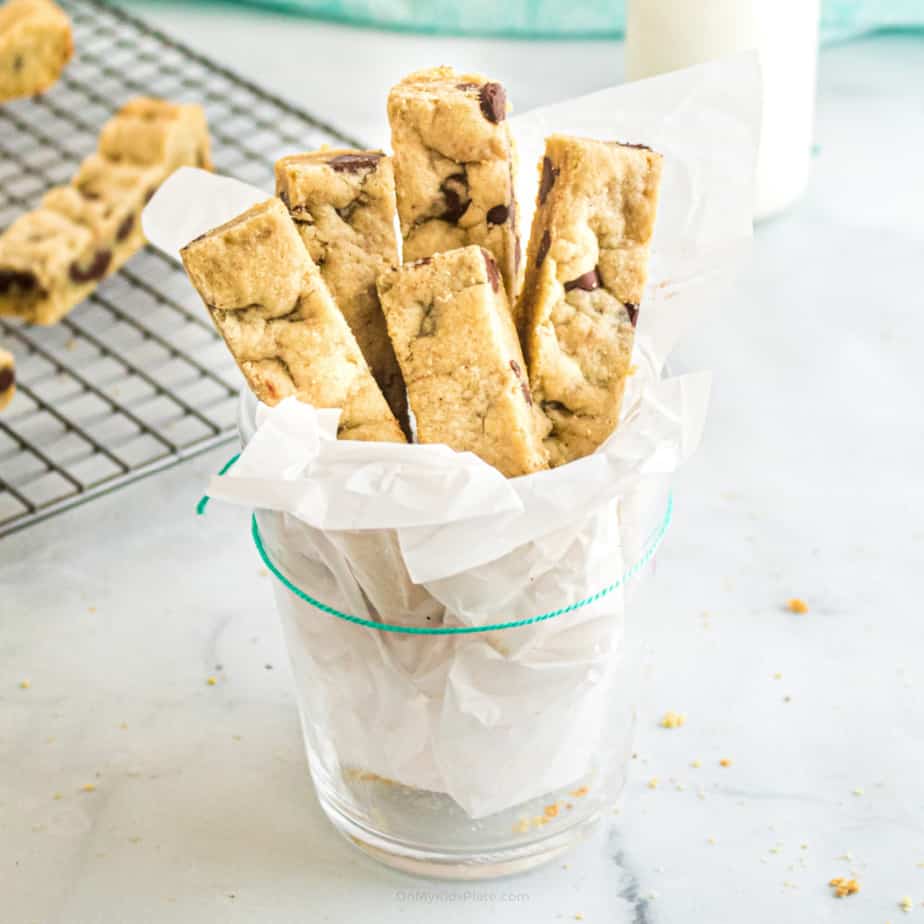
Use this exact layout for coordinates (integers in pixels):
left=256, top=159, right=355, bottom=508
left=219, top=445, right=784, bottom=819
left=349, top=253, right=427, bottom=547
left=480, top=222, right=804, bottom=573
left=0, top=0, right=359, bottom=537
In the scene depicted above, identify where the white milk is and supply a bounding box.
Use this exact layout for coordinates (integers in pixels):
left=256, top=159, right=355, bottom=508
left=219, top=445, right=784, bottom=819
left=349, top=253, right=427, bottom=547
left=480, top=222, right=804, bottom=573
left=625, top=0, right=820, bottom=220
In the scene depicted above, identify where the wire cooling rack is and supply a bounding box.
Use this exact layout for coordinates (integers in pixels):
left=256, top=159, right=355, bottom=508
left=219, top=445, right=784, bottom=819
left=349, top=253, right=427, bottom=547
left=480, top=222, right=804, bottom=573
left=0, top=0, right=359, bottom=537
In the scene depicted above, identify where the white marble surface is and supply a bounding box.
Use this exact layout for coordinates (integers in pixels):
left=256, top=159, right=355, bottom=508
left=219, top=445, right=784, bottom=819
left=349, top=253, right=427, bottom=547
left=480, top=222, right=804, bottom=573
left=3, top=6, right=924, bottom=922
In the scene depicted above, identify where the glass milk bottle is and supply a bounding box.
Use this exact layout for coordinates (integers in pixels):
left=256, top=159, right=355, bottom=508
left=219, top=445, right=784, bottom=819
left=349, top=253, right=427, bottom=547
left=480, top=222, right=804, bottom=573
left=625, top=0, right=820, bottom=220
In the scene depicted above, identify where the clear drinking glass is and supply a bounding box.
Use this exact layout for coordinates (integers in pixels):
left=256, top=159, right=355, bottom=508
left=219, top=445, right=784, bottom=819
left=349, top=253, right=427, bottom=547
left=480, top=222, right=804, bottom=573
left=239, top=389, right=668, bottom=879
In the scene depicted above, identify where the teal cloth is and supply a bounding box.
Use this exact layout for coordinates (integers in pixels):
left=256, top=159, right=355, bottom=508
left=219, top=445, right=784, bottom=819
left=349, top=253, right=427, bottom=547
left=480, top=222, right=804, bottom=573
left=219, top=0, right=924, bottom=41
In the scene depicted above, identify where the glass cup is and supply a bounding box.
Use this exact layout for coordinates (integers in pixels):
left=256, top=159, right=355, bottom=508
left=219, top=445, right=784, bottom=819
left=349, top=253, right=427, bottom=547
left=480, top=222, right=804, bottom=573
left=239, top=389, right=669, bottom=879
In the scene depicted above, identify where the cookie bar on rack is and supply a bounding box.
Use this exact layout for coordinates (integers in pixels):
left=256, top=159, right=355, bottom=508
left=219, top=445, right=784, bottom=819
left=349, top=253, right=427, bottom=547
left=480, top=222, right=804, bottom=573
left=517, top=135, right=662, bottom=467
left=0, top=0, right=72, bottom=102
left=275, top=149, right=408, bottom=434
left=0, top=347, right=14, bottom=411
left=0, top=98, right=211, bottom=325
left=376, top=245, right=547, bottom=477
left=387, top=66, right=522, bottom=302
left=181, top=197, right=406, bottom=444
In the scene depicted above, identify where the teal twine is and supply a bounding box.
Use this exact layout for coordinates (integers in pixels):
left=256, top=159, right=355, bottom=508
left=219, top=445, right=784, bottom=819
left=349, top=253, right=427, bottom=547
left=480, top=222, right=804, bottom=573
left=198, top=453, right=673, bottom=636
left=196, top=452, right=240, bottom=515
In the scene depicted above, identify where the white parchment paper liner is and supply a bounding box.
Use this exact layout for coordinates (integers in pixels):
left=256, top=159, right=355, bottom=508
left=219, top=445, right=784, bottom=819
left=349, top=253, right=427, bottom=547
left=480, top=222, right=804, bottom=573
left=144, top=54, right=760, bottom=818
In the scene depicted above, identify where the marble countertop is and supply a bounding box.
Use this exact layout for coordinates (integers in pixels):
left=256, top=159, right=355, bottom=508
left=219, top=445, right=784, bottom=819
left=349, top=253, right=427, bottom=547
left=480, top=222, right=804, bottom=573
left=3, top=6, right=923, bottom=922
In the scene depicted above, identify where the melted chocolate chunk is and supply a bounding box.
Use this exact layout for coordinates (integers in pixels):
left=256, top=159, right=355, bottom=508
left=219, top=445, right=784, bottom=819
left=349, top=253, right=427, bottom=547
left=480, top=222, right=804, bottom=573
left=0, top=365, right=13, bottom=392
left=541, top=400, right=573, bottom=416
left=520, top=383, right=533, bottom=406
left=278, top=189, right=290, bottom=208
left=328, top=152, right=383, bottom=173
left=69, top=249, right=111, bottom=284
left=625, top=302, right=639, bottom=327
left=0, top=269, right=38, bottom=294
left=115, top=214, right=134, bottom=242
left=564, top=268, right=600, bottom=292
left=535, top=229, right=551, bottom=268
left=479, top=82, right=507, bottom=123
left=440, top=172, right=470, bottom=223
left=509, top=359, right=521, bottom=378
left=482, top=249, right=500, bottom=292
left=539, top=156, right=559, bottom=205
left=486, top=204, right=509, bottom=225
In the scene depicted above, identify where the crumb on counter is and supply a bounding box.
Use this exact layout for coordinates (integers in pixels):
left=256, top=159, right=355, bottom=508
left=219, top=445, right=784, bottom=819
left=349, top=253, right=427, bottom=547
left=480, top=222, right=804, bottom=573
left=899, top=896, right=913, bottom=913
left=648, top=778, right=658, bottom=789
left=571, top=786, right=589, bottom=798
left=691, top=759, right=702, bottom=768
left=788, top=598, right=809, bottom=614
left=719, top=758, right=732, bottom=768
left=660, top=711, right=686, bottom=729
left=206, top=676, right=217, bottom=686
left=19, top=679, right=30, bottom=689
left=81, top=783, right=96, bottom=793
left=829, top=877, right=860, bottom=898
left=544, top=804, right=559, bottom=818
left=853, top=786, right=865, bottom=796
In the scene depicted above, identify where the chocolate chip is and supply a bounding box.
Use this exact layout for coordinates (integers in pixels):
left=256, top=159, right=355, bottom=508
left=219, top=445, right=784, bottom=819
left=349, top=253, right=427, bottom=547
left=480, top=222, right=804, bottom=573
left=328, top=152, right=383, bottom=173
left=536, top=230, right=551, bottom=268
left=509, top=359, right=521, bottom=377
left=440, top=172, right=470, bottom=224
left=564, top=268, right=600, bottom=292
left=539, top=156, right=559, bottom=205
left=115, top=214, right=134, bottom=242
left=0, top=366, right=12, bottom=392
left=486, top=204, right=509, bottom=225
left=482, top=249, right=500, bottom=292
left=69, top=249, right=111, bottom=284
left=542, top=400, right=573, bottom=416
left=520, top=383, right=533, bottom=406
left=625, top=302, right=639, bottom=327
left=278, top=189, right=290, bottom=208
left=479, top=82, right=507, bottom=123
left=0, top=269, right=37, bottom=294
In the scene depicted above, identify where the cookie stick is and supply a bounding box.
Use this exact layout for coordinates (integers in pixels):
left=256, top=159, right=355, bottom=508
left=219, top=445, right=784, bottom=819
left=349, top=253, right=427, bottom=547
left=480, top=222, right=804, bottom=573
left=377, top=245, right=547, bottom=476
left=275, top=149, right=409, bottom=435
left=180, top=198, right=406, bottom=444
left=0, top=0, right=72, bottom=102
left=517, top=135, right=663, bottom=467
left=0, top=347, right=14, bottom=411
left=387, top=66, right=522, bottom=302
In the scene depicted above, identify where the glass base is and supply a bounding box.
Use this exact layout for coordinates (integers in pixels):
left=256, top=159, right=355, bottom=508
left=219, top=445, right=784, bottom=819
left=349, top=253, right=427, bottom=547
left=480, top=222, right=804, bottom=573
left=316, top=784, right=603, bottom=880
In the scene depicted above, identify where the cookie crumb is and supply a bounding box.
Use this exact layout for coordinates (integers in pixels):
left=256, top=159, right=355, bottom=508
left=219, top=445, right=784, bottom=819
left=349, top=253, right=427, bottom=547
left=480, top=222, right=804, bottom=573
left=707, top=836, right=717, bottom=845
left=853, top=786, right=864, bottom=796
left=19, top=679, right=30, bottom=689
left=571, top=786, right=589, bottom=798
left=206, top=676, right=217, bottom=686
left=53, top=792, right=63, bottom=800
left=788, top=598, right=809, bottom=614
left=899, top=896, right=913, bottom=913
left=544, top=804, right=559, bottom=818
left=660, top=711, right=686, bottom=729
left=512, top=818, right=530, bottom=833
left=647, top=778, right=658, bottom=789
left=829, top=877, right=860, bottom=897
left=691, top=759, right=701, bottom=768
left=773, top=672, right=783, bottom=680
left=719, top=758, right=732, bottom=768
left=81, top=783, right=96, bottom=793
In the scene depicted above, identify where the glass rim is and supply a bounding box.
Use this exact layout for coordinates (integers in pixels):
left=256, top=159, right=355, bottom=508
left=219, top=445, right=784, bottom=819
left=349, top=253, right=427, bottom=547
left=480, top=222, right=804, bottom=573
left=252, top=494, right=673, bottom=636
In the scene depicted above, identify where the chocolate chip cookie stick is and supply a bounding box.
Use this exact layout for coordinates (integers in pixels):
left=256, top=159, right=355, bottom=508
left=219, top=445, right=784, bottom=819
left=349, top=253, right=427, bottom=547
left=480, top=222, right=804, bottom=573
left=0, top=98, right=211, bottom=325
left=387, top=66, right=522, bottom=302
left=0, top=0, right=72, bottom=102
left=275, top=149, right=409, bottom=435
left=0, top=347, right=15, bottom=411
left=518, top=135, right=663, bottom=467
left=181, top=198, right=406, bottom=444
left=377, top=245, right=547, bottom=477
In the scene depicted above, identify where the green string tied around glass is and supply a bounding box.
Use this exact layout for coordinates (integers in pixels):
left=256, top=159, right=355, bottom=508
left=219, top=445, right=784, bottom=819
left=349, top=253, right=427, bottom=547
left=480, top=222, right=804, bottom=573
left=198, top=453, right=673, bottom=636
